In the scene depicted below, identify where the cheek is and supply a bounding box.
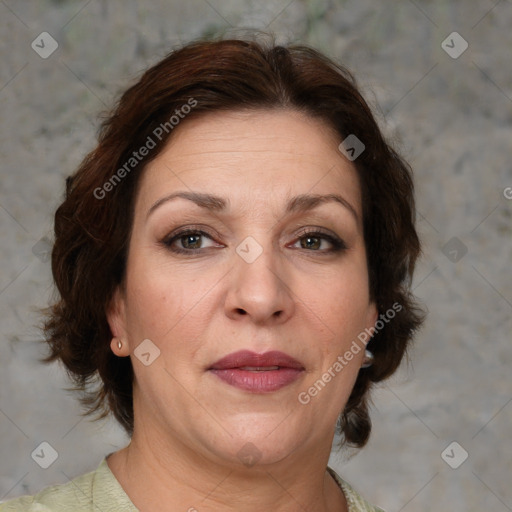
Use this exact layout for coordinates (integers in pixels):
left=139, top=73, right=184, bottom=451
left=305, top=261, right=370, bottom=325
left=124, top=258, right=220, bottom=353
left=298, top=260, right=372, bottom=363
left=125, top=273, right=176, bottom=349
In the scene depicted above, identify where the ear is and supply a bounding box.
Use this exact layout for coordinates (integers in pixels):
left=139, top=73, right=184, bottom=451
left=107, top=286, right=129, bottom=355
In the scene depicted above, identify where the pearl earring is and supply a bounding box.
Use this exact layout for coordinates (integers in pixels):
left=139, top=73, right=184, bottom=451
left=361, top=349, right=374, bottom=368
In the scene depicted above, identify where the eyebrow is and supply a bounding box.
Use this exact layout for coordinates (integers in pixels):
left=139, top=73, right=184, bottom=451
left=286, top=193, right=358, bottom=222
left=146, top=191, right=358, bottom=222
left=146, top=191, right=227, bottom=219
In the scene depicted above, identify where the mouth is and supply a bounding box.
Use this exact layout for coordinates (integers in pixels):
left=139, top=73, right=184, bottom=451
left=208, top=350, right=305, bottom=393
left=237, top=366, right=279, bottom=371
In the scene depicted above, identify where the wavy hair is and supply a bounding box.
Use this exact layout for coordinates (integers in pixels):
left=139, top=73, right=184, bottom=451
left=44, top=35, right=424, bottom=448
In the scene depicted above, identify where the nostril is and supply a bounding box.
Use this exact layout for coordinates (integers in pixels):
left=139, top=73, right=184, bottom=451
left=235, top=308, right=247, bottom=315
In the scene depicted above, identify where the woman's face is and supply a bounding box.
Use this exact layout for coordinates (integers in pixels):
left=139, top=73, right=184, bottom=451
left=109, top=109, right=377, bottom=467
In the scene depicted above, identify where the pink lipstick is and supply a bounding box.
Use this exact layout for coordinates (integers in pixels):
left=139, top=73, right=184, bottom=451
left=208, top=350, right=305, bottom=392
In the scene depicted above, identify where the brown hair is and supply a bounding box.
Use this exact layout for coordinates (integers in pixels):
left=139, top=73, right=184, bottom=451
left=45, top=34, right=424, bottom=448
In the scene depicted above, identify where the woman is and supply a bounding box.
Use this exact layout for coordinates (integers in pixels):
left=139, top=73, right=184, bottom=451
left=1, top=35, right=423, bottom=511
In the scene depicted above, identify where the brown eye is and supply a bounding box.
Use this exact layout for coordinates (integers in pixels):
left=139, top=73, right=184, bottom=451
left=300, top=236, right=322, bottom=250
left=180, top=233, right=203, bottom=249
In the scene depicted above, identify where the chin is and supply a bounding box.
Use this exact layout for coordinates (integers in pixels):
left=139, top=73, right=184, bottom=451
left=203, top=417, right=308, bottom=468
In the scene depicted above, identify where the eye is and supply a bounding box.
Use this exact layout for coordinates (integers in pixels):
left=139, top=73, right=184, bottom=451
left=299, top=235, right=326, bottom=250
left=162, top=229, right=221, bottom=254
left=290, top=229, right=346, bottom=253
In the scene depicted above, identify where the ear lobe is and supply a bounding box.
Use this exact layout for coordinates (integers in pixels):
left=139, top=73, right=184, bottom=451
left=106, top=286, right=128, bottom=340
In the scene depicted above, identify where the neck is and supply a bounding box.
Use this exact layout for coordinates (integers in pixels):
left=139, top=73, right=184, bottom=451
left=107, top=425, right=347, bottom=512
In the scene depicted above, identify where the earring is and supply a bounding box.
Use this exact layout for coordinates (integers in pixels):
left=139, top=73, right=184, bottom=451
left=114, top=338, right=122, bottom=350
left=361, top=349, right=374, bottom=368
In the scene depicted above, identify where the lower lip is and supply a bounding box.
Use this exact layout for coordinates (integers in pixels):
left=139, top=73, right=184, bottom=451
left=209, top=368, right=304, bottom=392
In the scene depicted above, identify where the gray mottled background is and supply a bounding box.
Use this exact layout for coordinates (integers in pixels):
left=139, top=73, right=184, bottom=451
left=1, top=1, right=511, bottom=510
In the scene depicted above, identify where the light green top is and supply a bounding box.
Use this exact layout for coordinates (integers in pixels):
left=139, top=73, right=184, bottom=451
left=1, top=459, right=384, bottom=511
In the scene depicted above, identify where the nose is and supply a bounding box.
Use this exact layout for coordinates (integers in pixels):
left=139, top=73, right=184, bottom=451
left=224, top=243, right=295, bottom=325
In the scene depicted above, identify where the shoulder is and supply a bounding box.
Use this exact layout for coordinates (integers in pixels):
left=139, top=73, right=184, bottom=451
left=0, top=470, right=94, bottom=512
left=0, top=459, right=137, bottom=512
left=327, top=466, right=386, bottom=512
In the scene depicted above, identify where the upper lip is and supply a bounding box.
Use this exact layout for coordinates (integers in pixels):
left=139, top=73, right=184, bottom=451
left=209, top=350, right=304, bottom=370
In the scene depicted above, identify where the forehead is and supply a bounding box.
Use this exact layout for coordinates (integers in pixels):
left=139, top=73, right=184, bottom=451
left=136, top=109, right=362, bottom=218
left=161, top=109, right=342, bottom=165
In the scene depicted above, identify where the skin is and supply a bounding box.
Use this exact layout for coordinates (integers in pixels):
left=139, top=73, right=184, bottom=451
left=107, top=109, right=378, bottom=512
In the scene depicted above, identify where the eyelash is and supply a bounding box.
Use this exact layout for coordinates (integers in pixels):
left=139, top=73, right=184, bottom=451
left=161, top=227, right=347, bottom=255
left=161, top=226, right=221, bottom=255
left=292, top=228, right=347, bottom=253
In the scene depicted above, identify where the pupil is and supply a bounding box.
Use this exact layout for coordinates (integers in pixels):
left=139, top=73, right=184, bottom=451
left=183, top=234, right=201, bottom=249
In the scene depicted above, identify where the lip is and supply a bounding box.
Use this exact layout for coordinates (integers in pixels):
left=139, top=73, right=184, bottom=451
left=208, top=350, right=305, bottom=393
